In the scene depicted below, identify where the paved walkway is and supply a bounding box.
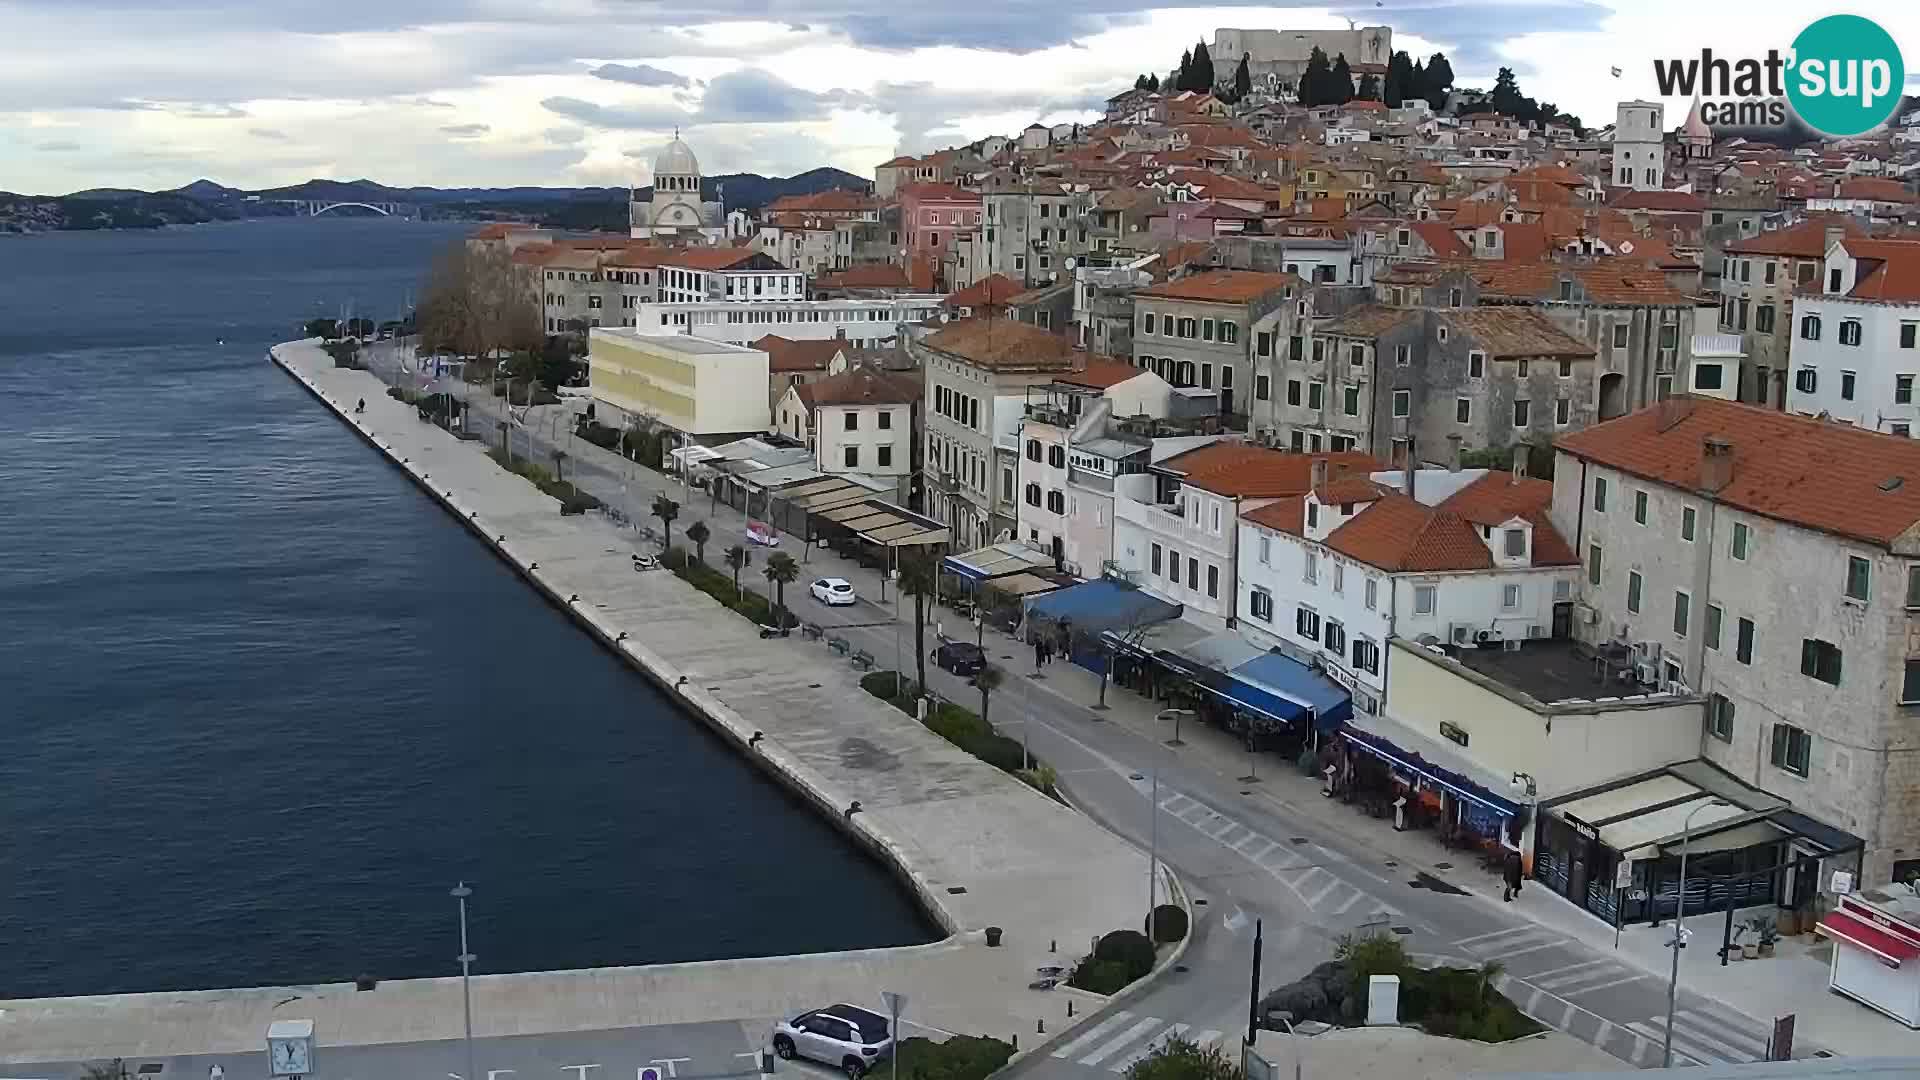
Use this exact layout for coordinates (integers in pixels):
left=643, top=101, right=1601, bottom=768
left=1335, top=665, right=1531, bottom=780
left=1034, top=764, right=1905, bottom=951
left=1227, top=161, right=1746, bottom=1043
left=0, top=342, right=1153, bottom=1065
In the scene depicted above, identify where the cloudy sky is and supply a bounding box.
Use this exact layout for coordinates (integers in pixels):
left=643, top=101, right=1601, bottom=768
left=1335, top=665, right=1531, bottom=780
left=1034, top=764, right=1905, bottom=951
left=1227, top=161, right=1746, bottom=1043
left=2, top=1, right=1915, bottom=195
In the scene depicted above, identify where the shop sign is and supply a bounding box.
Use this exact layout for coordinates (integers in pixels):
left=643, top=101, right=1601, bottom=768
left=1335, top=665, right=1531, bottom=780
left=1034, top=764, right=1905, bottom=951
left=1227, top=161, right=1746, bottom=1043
left=1439, top=720, right=1470, bottom=747
left=1319, top=658, right=1359, bottom=693
left=1615, top=861, right=1634, bottom=890
left=1564, top=813, right=1600, bottom=842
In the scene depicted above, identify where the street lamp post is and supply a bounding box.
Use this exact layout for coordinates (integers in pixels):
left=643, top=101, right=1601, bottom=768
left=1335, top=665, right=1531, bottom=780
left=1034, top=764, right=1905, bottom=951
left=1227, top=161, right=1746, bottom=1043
left=1662, top=799, right=1730, bottom=1067
left=451, top=882, right=478, bottom=1080
left=1147, top=761, right=1160, bottom=943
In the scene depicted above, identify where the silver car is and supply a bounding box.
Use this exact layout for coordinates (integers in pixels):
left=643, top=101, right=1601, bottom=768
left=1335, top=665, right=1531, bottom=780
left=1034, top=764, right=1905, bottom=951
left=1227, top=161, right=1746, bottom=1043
left=772, top=1004, right=893, bottom=1079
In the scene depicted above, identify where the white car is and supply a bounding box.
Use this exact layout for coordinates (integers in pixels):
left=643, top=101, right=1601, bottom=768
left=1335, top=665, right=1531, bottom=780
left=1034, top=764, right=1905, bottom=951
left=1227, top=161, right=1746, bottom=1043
left=772, top=1004, right=893, bottom=1079
left=810, top=577, right=857, bottom=606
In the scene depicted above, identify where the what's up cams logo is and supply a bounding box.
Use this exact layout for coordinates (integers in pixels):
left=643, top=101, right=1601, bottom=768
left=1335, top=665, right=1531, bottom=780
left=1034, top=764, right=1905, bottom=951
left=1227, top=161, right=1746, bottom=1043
left=1652, top=14, right=1906, bottom=137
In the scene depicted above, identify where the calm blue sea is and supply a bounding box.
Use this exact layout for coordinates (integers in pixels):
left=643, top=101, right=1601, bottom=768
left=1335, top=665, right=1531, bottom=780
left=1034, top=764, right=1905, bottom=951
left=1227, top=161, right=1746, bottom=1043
left=0, top=218, right=933, bottom=999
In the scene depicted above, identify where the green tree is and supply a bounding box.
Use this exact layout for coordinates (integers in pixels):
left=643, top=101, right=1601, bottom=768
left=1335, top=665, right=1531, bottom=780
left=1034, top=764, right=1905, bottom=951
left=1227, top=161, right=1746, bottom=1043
left=304, top=317, right=340, bottom=340
left=1329, top=52, right=1354, bottom=104
left=897, top=547, right=939, bottom=695
left=1232, top=53, right=1252, bottom=101
left=724, top=544, right=750, bottom=599
left=1409, top=58, right=1427, bottom=107
left=1357, top=72, right=1381, bottom=101
left=1491, top=66, right=1525, bottom=118
left=1134, top=73, right=1150, bottom=91
left=1299, top=46, right=1332, bottom=106
left=686, top=520, right=711, bottom=564
left=1146, top=73, right=1160, bottom=93
left=1425, top=51, right=1456, bottom=110
left=974, top=663, right=1006, bottom=752
left=1125, top=1038, right=1242, bottom=1080
left=763, top=552, right=800, bottom=623
left=1189, top=41, right=1215, bottom=92
left=1176, top=48, right=1192, bottom=92
left=651, top=493, right=679, bottom=553
left=1385, top=50, right=1413, bottom=107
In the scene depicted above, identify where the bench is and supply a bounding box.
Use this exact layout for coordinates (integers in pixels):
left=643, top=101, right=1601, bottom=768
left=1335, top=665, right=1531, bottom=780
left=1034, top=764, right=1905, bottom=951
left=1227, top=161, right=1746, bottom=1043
left=827, top=636, right=851, bottom=656
left=850, top=650, right=876, bottom=671
left=801, top=622, right=825, bottom=641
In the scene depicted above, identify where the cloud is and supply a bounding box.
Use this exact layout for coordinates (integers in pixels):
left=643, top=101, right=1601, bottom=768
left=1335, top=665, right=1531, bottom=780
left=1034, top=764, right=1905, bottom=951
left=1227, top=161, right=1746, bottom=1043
left=590, top=63, right=690, bottom=88
left=441, top=122, right=491, bottom=137
left=540, top=95, right=690, bottom=130
left=247, top=127, right=291, bottom=140
left=543, top=126, right=586, bottom=144
left=35, top=139, right=81, bottom=152
left=100, top=99, right=250, bottom=118
left=693, top=67, right=863, bottom=123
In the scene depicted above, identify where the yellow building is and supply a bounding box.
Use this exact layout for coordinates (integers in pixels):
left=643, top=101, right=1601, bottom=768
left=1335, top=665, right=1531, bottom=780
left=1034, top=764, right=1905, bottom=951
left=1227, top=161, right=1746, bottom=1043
left=588, top=329, right=770, bottom=437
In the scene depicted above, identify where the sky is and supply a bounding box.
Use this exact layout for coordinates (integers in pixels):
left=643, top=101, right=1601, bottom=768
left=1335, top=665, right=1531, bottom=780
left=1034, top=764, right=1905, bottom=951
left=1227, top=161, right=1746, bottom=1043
left=2, top=1, right=1917, bottom=195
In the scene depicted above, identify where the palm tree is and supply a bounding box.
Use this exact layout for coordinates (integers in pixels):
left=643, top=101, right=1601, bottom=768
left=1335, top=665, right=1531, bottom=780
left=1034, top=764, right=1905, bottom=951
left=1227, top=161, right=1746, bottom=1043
left=973, top=663, right=1014, bottom=760
left=764, top=552, right=800, bottom=624
left=686, top=520, right=711, bottom=564
left=651, top=493, right=679, bottom=553
left=552, top=448, right=568, bottom=488
left=724, top=544, right=750, bottom=598
left=897, top=547, right=939, bottom=695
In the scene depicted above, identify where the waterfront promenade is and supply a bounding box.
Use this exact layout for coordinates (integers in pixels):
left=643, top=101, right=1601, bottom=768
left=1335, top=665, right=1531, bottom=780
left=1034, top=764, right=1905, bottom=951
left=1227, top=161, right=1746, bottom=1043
left=0, top=340, right=1153, bottom=1065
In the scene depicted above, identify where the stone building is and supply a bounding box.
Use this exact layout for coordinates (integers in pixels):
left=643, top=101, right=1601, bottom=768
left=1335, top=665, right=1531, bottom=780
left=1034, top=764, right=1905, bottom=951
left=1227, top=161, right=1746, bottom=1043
left=1213, top=26, right=1392, bottom=90
left=1132, top=269, right=1302, bottom=419
left=629, top=134, right=726, bottom=242
left=1720, top=218, right=1866, bottom=408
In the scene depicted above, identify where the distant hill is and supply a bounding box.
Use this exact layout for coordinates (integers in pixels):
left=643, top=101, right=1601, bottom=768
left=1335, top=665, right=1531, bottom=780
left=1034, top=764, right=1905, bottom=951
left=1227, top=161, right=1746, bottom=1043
left=2, top=166, right=871, bottom=233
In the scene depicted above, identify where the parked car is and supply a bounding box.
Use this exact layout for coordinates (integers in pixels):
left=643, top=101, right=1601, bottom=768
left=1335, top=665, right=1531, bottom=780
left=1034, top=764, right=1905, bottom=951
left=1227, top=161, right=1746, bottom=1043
left=772, top=1004, right=893, bottom=1079
left=933, top=640, right=985, bottom=676
left=810, top=577, right=857, bottom=606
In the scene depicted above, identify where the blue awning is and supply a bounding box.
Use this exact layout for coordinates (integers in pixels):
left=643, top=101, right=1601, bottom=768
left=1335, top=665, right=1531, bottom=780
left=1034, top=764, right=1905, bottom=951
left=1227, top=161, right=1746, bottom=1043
left=1024, top=578, right=1181, bottom=636
left=1341, top=724, right=1522, bottom=817
left=1230, top=652, right=1354, bottom=732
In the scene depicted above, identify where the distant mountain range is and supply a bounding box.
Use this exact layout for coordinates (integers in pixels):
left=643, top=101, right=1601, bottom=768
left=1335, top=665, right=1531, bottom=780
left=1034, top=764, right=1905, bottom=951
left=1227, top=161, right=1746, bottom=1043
left=0, top=167, right=870, bottom=233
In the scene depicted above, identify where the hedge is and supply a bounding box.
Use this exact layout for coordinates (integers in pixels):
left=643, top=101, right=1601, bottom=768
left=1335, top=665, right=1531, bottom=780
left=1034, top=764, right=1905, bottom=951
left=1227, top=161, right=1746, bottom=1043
left=880, top=1037, right=1013, bottom=1080
left=1070, top=928, right=1158, bottom=994
left=663, top=547, right=797, bottom=629
left=1147, top=904, right=1188, bottom=943
left=483, top=448, right=603, bottom=513
left=858, top=671, right=1049, bottom=794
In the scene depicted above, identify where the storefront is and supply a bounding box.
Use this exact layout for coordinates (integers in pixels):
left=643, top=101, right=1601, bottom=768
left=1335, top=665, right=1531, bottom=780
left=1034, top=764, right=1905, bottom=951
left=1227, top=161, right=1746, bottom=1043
left=1337, top=714, right=1526, bottom=856
left=1536, top=760, right=1863, bottom=928
left=1023, top=578, right=1183, bottom=675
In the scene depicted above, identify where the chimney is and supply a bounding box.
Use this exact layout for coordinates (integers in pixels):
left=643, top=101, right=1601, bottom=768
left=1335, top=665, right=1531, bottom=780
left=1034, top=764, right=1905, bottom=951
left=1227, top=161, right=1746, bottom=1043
left=1446, top=434, right=1463, bottom=472
left=1701, top=436, right=1734, bottom=492
left=1311, top=458, right=1329, bottom=493
left=1397, top=435, right=1417, bottom=501
left=1825, top=225, right=1845, bottom=256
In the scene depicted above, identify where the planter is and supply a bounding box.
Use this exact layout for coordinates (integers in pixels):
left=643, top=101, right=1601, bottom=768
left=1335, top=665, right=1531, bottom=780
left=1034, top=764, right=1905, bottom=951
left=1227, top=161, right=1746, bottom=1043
left=1743, top=943, right=1759, bottom=960
left=1759, top=941, right=1776, bottom=958
left=1727, top=947, right=1744, bottom=962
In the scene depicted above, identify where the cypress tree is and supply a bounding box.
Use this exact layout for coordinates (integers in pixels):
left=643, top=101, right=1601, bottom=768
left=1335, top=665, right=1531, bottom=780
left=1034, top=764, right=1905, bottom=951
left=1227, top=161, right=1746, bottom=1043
left=1134, top=73, right=1150, bottom=91
left=1177, top=48, right=1192, bottom=92
left=1357, top=73, right=1381, bottom=101
left=1147, top=73, right=1160, bottom=93
left=1233, top=53, right=1252, bottom=101
left=1191, top=41, right=1215, bottom=92
left=1385, top=50, right=1413, bottom=108
left=1425, top=52, right=1455, bottom=110
left=1329, top=53, right=1354, bottom=105
left=1409, top=58, right=1427, bottom=108
left=1300, top=46, right=1331, bottom=107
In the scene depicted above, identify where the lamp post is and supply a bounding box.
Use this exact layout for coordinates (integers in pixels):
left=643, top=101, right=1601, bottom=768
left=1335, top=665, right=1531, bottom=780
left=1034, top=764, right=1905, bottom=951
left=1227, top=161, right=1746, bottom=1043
left=1662, top=799, right=1730, bottom=1067
left=451, top=882, right=478, bottom=1080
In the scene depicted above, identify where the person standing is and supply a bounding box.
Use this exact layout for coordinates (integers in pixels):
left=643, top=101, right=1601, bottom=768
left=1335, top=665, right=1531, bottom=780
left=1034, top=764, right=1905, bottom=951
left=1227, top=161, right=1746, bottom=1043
left=1503, top=848, right=1525, bottom=902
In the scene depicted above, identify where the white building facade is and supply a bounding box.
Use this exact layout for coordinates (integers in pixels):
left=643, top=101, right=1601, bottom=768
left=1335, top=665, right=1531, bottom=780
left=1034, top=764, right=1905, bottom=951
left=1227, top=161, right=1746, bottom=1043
left=1784, top=237, right=1920, bottom=436
left=634, top=297, right=944, bottom=346
left=1611, top=100, right=1665, bottom=192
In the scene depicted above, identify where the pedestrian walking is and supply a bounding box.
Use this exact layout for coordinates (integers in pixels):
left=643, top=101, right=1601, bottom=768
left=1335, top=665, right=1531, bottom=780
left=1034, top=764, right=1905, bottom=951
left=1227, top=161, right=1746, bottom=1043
left=1502, top=848, right=1524, bottom=902
left=1033, top=638, right=1045, bottom=671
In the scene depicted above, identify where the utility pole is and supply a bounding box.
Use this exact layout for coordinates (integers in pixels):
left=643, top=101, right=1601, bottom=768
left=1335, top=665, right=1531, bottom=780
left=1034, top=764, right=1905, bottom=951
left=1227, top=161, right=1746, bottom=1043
left=451, top=882, right=478, bottom=1080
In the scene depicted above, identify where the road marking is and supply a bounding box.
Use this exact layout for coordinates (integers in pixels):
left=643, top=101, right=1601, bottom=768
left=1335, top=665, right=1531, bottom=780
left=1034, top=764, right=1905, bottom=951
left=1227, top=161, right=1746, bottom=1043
left=1304, top=876, right=1345, bottom=908
left=1534, top=964, right=1633, bottom=994
left=1678, top=1009, right=1770, bottom=1058
left=1500, top=939, right=1568, bottom=960
left=1626, top=1020, right=1709, bottom=1066
left=1177, top=804, right=1210, bottom=825
left=1107, top=1024, right=1190, bottom=1073
left=1051, top=1011, right=1136, bottom=1059
left=1288, top=866, right=1324, bottom=892
left=1561, top=973, right=1646, bottom=997
left=1231, top=832, right=1264, bottom=854
left=1526, top=958, right=1612, bottom=986
left=1592, top=1018, right=1618, bottom=1054
left=1212, top=820, right=1244, bottom=842
left=1454, top=925, right=1541, bottom=948
left=1078, top=1016, right=1164, bottom=1067
left=1189, top=1030, right=1224, bottom=1051
left=1330, top=890, right=1365, bottom=916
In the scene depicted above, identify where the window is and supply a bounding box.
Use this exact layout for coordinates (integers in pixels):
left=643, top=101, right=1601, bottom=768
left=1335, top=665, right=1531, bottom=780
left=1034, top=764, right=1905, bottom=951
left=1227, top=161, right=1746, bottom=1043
left=1593, top=476, right=1608, bottom=512
left=844, top=412, right=858, bottom=431
left=1296, top=606, right=1321, bottom=641
left=1324, top=620, right=1346, bottom=655
left=1627, top=570, right=1642, bottom=613
left=1414, top=584, right=1436, bottom=615
left=1840, top=320, right=1863, bottom=347
left=1731, top=522, right=1750, bottom=560
left=1258, top=535, right=1272, bottom=565
left=1737, top=617, right=1755, bottom=664
left=1588, top=543, right=1603, bottom=586
left=1846, top=556, right=1871, bottom=602
left=1392, top=389, right=1410, bottom=417
left=1365, top=577, right=1377, bottom=610
left=1901, top=375, right=1916, bottom=405
left=1168, top=550, right=1181, bottom=580
left=1178, top=317, right=1197, bottom=338
left=1025, top=438, right=1041, bottom=462
left=1286, top=379, right=1302, bottom=406
left=1256, top=374, right=1271, bottom=401
left=1707, top=694, right=1735, bottom=742
left=1143, top=313, right=1156, bottom=335
left=1842, top=370, right=1857, bottom=400
left=1047, top=490, right=1065, bottom=514
left=1633, top=490, right=1649, bottom=525
left=1250, top=587, right=1274, bottom=622
left=1518, top=358, right=1531, bottom=378
left=877, top=445, right=893, bottom=467
left=1451, top=397, right=1470, bottom=424
left=1332, top=563, right=1344, bottom=594
left=1905, top=660, right=1920, bottom=704
left=1756, top=305, right=1774, bottom=334
left=1555, top=397, right=1571, bottom=426
left=1001, top=467, right=1014, bottom=501
left=1908, top=565, right=1920, bottom=609
left=1257, top=331, right=1273, bottom=357
left=1202, top=319, right=1215, bottom=342
left=1672, top=590, right=1690, bottom=637
left=1438, top=325, right=1448, bottom=343
left=1395, top=343, right=1411, bottom=367
left=1467, top=351, right=1485, bottom=379
left=1501, top=583, right=1521, bottom=610
left=1612, top=323, right=1629, bottom=349
left=1801, top=314, right=1821, bottom=340
left=1049, top=445, right=1066, bottom=469
left=1801, top=638, right=1842, bottom=685
left=1151, top=543, right=1162, bottom=575
left=1705, top=604, right=1722, bottom=649
left=1024, top=482, right=1040, bottom=507
left=1770, top=724, right=1812, bottom=777
left=1220, top=322, right=1238, bottom=345
left=1343, top=386, right=1360, bottom=416
left=1309, top=382, right=1325, bottom=411
left=844, top=446, right=859, bottom=467
left=1559, top=359, right=1573, bottom=378
left=1353, top=637, right=1380, bottom=675
left=1303, top=551, right=1317, bottom=583
left=1513, top=399, right=1530, bottom=427
left=1503, top=529, right=1525, bottom=558
left=1681, top=506, right=1696, bottom=542
left=1740, top=260, right=1751, bottom=283
left=1345, top=343, right=1363, bottom=369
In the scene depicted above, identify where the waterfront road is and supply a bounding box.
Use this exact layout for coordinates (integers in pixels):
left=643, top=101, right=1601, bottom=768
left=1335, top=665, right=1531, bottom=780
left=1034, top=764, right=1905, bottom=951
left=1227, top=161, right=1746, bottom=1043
left=365, top=346, right=1807, bottom=1071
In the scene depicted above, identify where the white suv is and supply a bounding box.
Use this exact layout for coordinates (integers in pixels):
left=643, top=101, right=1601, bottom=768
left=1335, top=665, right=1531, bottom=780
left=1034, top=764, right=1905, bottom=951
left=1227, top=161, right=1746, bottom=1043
left=772, top=1004, right=893, bottom=1078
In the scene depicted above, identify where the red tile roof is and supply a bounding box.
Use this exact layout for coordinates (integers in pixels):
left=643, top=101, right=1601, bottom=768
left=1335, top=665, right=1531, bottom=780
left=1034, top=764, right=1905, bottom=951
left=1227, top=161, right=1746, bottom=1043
left=945, top=273, right=1024, bottom=309
left=1324, top=497, right=1495, bottom=572
left=1555, top=397, right=1920, bottom=548
left=664, top=247, right=772, bottom=271
left=1411, top=221, right=1469, bottom=257
left=1608, top=190, right=1708, bottom=213
left=1438, top=308, right=1596, bottom=359
left=1726, top=216, right=1865, bottom=257
left=1842, top=239, right=1920, bottom=302
left=1058, top=358, right=1141, bottom=390
left=802, top=366, right=920, bottom=407
left=811, top=262, right=914, bottom=290
left=899, top=182, right=981, bottom=203
left=752, top=335, right=844, bottom=373
left=921, top=317, right=1079, bottom=371
left=1136, top=269, right=1299, bottom=304
left=1157, top=446, right=1379, bottom=498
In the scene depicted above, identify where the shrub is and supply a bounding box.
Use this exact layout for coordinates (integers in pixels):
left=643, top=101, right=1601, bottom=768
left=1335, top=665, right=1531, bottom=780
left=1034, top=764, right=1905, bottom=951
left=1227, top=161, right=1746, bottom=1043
left=1126, top=1037, right=1244, bottom=1080
left=386, top=386, right=405, bottom=401
left=1067, top=958, right=1133, bottom=995
left=880, top=1036, right=1012, bottom=1080
left=559, top=494, right=599, bottom=515
left=1147, top=904, right=1188, bottom=943
left=1096, top=929, right=1158, bottom=981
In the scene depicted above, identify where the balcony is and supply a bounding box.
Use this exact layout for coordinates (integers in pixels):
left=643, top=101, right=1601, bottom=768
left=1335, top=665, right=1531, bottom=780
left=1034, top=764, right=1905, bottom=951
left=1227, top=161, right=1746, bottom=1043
left=1024, top=401, right=1076, bottom=427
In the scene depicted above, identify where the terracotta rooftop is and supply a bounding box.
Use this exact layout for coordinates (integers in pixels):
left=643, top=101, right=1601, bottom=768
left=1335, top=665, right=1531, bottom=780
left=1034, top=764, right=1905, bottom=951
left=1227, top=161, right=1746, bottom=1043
left=1726, top=216, right=1865, bottom=258
left=1839, top=239, right=1920, bottom=303
left=1608, top=189, right=1708, bottom=213
left=766, top=189, right=876, bottom=213
left=802, top=365, right=921, bottom=408
left=899, top=182, right=981, bottom=203
left=1457, top=260, right=1691, bottom=306
left=1323, top=497, right=1497, bottom=572
left=1320, top=304, right=1419, bottom=339
left=921, top=317, right=1080, bottom=372
left=664, top=247, right=778, bottom=271
left=812, top=262, right=913, bottom=290
left=1411, top=221, right=1469, bottom=257
left=946, top=273, right=1024, bottom=309
left=1439, top=308, right=1596, bottom=359
left=1136, top=269, right=1298, bottom=304
left=1555, top=396, right=1920, bottom=548
left=752, top=335, right=844, bottom=374
left=1156, top=446, right=1379, bottom=498
left=1057, top=358, right=1142, bottom=390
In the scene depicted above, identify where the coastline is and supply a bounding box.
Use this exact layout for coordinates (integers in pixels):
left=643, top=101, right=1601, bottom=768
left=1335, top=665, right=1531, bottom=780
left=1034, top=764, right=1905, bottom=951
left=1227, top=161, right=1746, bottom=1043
left=0, top=340, right=1166, bottom=1064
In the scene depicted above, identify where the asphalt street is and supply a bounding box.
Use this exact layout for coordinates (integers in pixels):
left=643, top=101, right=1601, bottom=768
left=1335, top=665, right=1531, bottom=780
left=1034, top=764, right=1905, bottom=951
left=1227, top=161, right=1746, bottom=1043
left=360, top=344, right=1797, bottom=1073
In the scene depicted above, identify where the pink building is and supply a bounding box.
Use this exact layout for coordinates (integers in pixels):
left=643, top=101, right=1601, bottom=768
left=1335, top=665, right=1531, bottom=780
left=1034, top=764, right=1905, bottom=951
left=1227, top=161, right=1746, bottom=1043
left=898, top=183, right=982, bottom=289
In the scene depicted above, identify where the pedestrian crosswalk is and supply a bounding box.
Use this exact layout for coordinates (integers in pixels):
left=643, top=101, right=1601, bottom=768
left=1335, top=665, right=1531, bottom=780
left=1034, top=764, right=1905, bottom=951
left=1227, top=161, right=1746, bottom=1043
left=1155, top=790, right=1398, bottom=923
left=1050, top=1010, right=1225, bottom=1073
left=1450, top=925, right=1781, bottom=1066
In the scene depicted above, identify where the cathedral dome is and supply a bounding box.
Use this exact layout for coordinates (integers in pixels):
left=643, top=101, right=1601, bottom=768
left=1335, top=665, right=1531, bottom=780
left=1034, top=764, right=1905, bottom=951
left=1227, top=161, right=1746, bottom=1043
left=654, top=136, right=700, bottom=179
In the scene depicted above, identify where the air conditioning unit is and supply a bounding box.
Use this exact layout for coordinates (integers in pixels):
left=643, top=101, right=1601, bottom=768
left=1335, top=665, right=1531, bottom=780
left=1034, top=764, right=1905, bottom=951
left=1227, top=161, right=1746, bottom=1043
left=1528, top=624, right=1547, bottom=640
left=1503, top=638, right=1523, bottom=652
left=1664, top=679, right=1691, bottom=695
left=1572, top=602, right=1599, bottom=626
left=1475, top=627, right=1505, bottom=646
left=1634, top=661, right=1659, bottom=684
left=1450, top=624, right=1473, bottom=646
left=1634, top=640, right=1663, bottom=665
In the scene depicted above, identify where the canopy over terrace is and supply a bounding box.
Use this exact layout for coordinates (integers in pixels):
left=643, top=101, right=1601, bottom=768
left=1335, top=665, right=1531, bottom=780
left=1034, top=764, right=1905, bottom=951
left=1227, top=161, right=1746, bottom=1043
left=768, top=474, right=949, bottom=549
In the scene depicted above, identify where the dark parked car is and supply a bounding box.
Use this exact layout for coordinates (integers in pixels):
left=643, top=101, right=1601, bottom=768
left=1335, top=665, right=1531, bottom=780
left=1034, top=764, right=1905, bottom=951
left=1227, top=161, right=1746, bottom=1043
left=933, top=640, right=985, bottom=676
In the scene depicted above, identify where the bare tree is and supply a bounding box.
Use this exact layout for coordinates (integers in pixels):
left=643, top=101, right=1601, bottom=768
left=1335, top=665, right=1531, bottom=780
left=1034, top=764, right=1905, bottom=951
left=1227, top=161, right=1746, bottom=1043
left=1064, top=607, right=1164, bottom=710
left=417, top=241, right=541, bottom=363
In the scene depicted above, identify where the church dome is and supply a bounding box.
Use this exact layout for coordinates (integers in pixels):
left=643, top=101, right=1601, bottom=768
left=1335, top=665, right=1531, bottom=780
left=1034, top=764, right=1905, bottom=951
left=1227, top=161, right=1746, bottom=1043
left=654, top=136, right=700, bottom=179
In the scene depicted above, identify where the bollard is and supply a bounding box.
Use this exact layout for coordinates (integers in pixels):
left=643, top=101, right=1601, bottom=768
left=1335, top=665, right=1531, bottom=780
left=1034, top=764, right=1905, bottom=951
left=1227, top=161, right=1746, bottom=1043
left=1011, top=1035, right=1017, bottom=1052
left=1068, top=1001, right=1074, bottom=1017
left=1050, top=939, right=1056, bottom=953
left=749, top=731, right=765, bottom=749
left=1037, top=1019, right=1044, bottom=1034
left=845, top=800, right=863, bottom=819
